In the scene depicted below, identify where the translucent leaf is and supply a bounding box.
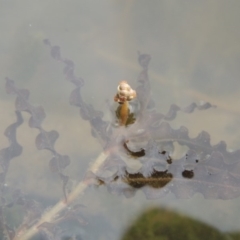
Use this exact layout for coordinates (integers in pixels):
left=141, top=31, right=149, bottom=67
left=49, top=155, right=70, bottom=173
left=45, top=41, right=240, bottom=201
left=15, top=90, right=30, bottom=111
left=5, top=78, right=16, bottom=94
left=51, top=45, right=61, bottom=60
left=35, top=130, right=59, bottom=151
left=60, top=173, right=69, bottom=202
left=0, top=111, right=23, bottom=182
left=69, top=87, right=82, bottom=107
left=164, top=104, right=180, bottom=120
left=29, top=106, right=46, bottom=128
left=138, top=52, right=151, bottom=69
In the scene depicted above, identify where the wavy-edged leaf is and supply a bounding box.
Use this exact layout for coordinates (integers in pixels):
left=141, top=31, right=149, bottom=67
left=35, top=130, right=59, bottom=151
left=0, top=111, right=23, bottom=183
left=28, top=106, right=46, bottom=128
left=49, top=155, right=70, bottom=173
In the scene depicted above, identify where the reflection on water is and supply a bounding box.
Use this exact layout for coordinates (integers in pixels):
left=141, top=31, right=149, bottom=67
left=1, top=1, right=240, bottom=239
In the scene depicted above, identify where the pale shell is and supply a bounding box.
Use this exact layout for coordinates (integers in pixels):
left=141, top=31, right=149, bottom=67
left=114, top=81, right=136, bottom=103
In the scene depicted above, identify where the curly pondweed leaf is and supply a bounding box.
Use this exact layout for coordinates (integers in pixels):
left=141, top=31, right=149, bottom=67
left=15, top=91, right=30, bottom=112
left=46, top=41, right=240, bottom=200
left=1, top=38, right=239, bottom=240
left=59, top=173, right=69, bottom=201
left=69, top=87, right=83, bottom=108
left=138, top=52, right=151, bottom=69
left=69, top=86, right=110, bottom=142
left=96, top=122, right=240, bottom=200
left=43, top=41, right=240, bottom=206
left=163, top=102, right=215, bottom=121
left=28, top=106, right=46, bottom=128
left=6, top=78, right=46, bottom=128
left=65, top=51, right=238, bottom=200
left=44, top=40, right=84, bottom=87
left=35, top=130, right=59, bottom=152
left=4, top=111, right=23, bottom=141
left=168, top=164, right=240, bottom=199
left=0, top=111, right=23, bottom=183
left=63, top=59, right=85, bottom=86
left=49, top=155, right=70, bottom=173
left=147, top=121, right=240, bottom=165
left=45, top=39, right=111, bottom=148
left=6, top=78, right=30, bottom=111
left=5, top=79, right=72, bottom=200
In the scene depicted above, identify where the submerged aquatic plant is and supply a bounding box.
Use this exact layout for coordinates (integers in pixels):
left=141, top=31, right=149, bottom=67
left=1, top=40, right=240, bottom=239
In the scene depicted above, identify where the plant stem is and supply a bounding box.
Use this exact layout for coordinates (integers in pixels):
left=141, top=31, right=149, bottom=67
left=14, top=80, right=133, bottom=239
left=14, top=151, right=109, bottom=240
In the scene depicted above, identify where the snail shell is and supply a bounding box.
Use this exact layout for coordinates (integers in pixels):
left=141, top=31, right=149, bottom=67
left=114, top=81, right=136, bottom=103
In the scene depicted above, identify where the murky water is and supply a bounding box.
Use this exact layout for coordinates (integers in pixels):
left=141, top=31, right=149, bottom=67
left=1, top=1, right=240, bottom=239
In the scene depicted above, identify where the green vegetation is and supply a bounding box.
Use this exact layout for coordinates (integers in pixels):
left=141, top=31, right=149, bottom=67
left=122, top=208, right=231, bottom=240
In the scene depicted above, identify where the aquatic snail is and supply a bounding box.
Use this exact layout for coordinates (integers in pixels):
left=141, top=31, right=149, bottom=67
left=114, top=80, right=137, bottom=103
left=114, top=81, right=137, bottom=126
